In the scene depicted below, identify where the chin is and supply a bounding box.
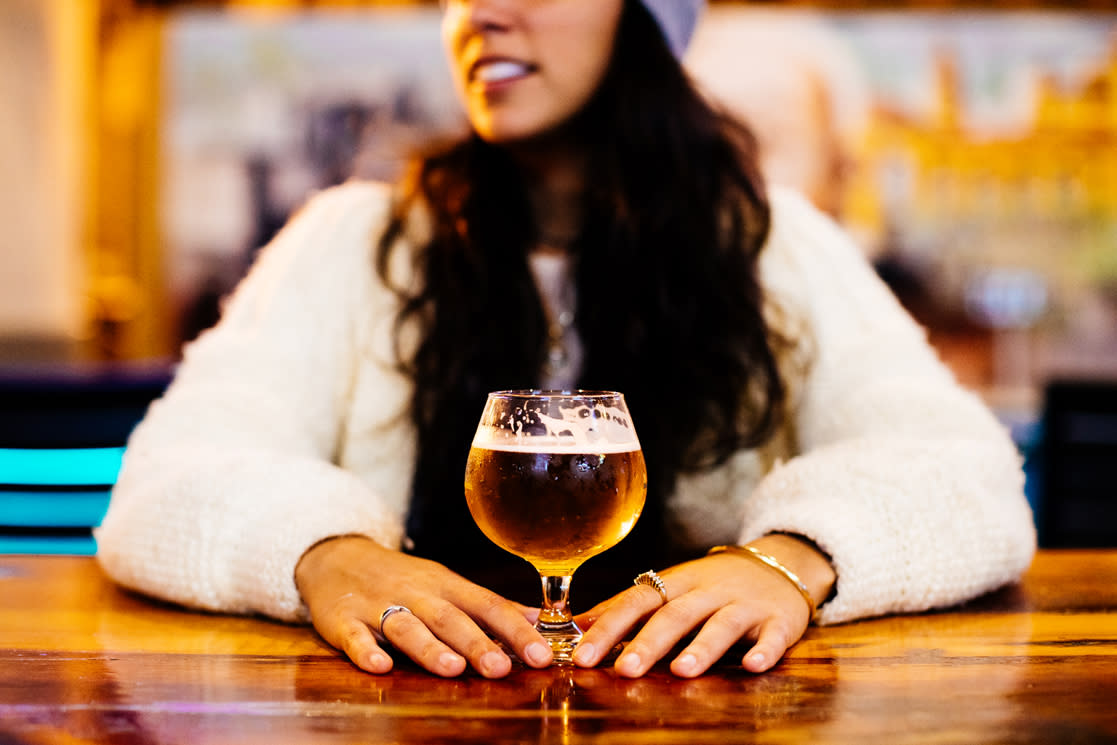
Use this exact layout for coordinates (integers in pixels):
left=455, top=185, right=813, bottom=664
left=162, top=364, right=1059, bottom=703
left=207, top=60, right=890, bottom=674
left=473, top=124, right=548, bottom=145
left=468, top=110, right=567, bottom=147
left=480, top=127, right=585, bottom=156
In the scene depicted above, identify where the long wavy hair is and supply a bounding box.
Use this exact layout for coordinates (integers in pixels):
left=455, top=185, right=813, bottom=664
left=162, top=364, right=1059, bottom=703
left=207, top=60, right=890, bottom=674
left=375, top=1, right=786, bottom=587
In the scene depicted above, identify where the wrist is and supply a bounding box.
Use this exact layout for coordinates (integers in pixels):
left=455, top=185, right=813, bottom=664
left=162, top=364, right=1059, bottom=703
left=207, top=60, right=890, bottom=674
left=707, top=533, right=836, bottom=621
left=294, top=534, right=378, bottom=590
left=747, top=533, right=836, bottom=614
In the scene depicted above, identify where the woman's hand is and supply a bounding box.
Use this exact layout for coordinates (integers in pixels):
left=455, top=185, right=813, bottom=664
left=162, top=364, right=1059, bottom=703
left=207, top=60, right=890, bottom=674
left=294, top=535, right=553, bottom=678
left=571, top=534, right=835, bottom=678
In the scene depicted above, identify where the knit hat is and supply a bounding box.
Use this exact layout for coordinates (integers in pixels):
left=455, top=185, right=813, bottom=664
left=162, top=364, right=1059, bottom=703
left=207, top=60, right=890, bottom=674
left=640, top=0, right=705, bottom=58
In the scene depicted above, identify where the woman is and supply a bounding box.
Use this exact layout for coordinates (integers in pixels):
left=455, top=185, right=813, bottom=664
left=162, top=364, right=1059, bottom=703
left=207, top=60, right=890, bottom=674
left=96, top=0, right=1035, bottom=681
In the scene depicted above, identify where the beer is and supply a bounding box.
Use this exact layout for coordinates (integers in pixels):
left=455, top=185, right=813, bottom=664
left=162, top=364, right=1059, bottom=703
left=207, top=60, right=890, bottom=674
left=464, top=444, right=647, bottom=576
left=465, top=391, right=644, bottom=662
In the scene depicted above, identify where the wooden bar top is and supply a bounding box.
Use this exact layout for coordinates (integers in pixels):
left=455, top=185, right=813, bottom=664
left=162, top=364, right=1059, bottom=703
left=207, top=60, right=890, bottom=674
left=2, top=550, right=1116, bottom=744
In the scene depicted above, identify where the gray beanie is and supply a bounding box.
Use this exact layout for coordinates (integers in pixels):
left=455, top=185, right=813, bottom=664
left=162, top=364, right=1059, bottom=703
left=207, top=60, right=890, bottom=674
left=640, top=0, right=705, bottom=58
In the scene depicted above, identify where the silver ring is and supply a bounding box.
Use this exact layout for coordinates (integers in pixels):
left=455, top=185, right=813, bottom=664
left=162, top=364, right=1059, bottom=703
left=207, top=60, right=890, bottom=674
left=376, top=604, right=414, bottom=641
left=633, top=570, right=669, bottom=605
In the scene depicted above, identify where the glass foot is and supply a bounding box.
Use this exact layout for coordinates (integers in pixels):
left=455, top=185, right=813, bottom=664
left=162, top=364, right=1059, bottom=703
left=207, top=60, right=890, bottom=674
left=536, top=621, right=626, bottom=666
left=495, top=635, right=625, bottom=668
left=537, top=619, right=583, bottom=665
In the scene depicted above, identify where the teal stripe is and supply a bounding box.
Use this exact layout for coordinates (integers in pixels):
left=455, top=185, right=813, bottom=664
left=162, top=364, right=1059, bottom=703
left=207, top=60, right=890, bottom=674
left=0, top=490, right=111, bottom=527
left=0, top=534, right=97, bottom=556
left=0, top=447, right=124, bottom=486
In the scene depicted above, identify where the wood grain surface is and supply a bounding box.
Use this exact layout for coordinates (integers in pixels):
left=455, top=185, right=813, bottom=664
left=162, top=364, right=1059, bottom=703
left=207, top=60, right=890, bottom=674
left=1, top=551, right=1115, bottom=744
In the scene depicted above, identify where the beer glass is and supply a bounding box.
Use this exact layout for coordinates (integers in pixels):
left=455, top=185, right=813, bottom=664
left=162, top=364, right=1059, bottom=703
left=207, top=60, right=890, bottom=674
left=465, top=390, right=647, bottom=664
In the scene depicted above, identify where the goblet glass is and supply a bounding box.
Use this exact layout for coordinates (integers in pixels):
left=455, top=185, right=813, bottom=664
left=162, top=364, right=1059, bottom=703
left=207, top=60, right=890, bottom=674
left=464, top=390, right=647, bottom=664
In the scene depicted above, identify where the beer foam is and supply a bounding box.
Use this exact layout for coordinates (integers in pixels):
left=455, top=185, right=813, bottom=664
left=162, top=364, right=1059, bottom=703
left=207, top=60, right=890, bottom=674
left=473, top=401, right=641, bottom=453
left=470, top=431, right=640, bottom=455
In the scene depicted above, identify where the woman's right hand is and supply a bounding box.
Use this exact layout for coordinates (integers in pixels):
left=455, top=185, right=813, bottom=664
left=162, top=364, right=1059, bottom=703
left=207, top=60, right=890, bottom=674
left=294, top=535, right=553, bottom=678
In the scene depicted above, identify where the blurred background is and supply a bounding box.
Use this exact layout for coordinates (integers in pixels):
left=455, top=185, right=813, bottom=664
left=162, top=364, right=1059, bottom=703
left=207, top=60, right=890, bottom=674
left=2, top=0, right=1116, bottom=549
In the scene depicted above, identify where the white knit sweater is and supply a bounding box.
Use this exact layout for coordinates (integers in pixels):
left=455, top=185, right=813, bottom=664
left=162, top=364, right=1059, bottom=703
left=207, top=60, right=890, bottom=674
left=96, top=182, right=1036, bottom=626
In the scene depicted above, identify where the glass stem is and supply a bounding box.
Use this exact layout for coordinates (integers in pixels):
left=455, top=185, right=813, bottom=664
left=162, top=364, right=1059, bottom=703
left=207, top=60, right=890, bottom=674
left=538, top=575, right=575, bottom=628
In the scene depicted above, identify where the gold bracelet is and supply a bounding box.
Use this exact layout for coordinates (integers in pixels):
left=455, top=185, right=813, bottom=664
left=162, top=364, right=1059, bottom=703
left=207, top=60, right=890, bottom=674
left=707, top=544, right=818, bottom=622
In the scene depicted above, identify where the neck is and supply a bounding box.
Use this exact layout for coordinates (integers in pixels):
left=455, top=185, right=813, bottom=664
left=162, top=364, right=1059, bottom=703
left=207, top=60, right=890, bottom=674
left=507, top=138, right=588, bottom=253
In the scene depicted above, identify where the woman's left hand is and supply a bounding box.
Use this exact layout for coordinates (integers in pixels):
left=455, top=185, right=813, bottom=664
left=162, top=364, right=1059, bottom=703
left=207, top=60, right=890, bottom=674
left=571, top=533, right=835, bottom=678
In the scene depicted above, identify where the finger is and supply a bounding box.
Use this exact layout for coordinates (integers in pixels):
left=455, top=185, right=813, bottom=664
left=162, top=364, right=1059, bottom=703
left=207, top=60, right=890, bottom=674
left=613, top=592, right=718, bottom=678
left=511, top=600, right=541, bottom=625
left=572, top=595, right=621, bottom=630
left=333, top=617, right=394, bottom=674
left=669, top=605, right=759, bottom=678
left=451, top=588, right=552, bottom=670
left=380, top=606, right=469, bottom=677
left=741, top=615, right=799, bottom=673
left=573, top=582, right=666, bottom=631
left=416, top=598, right=527, bottom=677
left=572, top=585, right=666, bottom=668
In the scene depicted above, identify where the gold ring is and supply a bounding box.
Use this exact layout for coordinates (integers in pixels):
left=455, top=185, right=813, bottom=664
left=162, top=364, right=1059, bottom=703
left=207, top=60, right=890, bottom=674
left=633, top=570, right=669, bottom=605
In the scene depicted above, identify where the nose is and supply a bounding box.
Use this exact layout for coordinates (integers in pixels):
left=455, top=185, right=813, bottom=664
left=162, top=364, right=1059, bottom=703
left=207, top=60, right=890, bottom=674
left=445, top=0, right=517, bottom=33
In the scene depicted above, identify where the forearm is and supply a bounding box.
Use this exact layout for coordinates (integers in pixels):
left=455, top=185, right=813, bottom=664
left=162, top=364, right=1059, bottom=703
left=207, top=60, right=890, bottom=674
left=741, top=435, right=1035, bottom=624
left=98, top=448, right=404, bottom=622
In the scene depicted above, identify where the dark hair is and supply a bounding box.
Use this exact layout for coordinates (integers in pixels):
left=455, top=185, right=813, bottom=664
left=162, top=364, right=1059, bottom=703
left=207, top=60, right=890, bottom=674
left=376, top=0, right=785, bottom=585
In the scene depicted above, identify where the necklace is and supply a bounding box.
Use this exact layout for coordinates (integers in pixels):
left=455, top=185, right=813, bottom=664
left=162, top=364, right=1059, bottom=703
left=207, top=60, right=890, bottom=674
left=545, top=307, right=576, bottom=376
left=529, top=252, right=581, bottom=387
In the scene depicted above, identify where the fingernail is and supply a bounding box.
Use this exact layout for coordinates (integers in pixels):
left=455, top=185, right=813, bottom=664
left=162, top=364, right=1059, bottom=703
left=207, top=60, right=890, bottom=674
left=369, top=651, right=390, bottom=670
left=526, top=641, right=552, bottom=666
left=480, top=650, right=507, bottom=676
left=573, top=642, right=595, bottom=666
left=748, top=651, right=766, bottom=669
left=617, top=652, right=642, bottom=676
left=440, top=652, right=464, bottom=669
left=675, top=653, right=697, bottom=674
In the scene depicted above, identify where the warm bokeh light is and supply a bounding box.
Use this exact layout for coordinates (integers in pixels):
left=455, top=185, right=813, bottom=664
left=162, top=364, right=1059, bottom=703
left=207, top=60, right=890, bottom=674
left=2, top=1, right=1116, bottom=404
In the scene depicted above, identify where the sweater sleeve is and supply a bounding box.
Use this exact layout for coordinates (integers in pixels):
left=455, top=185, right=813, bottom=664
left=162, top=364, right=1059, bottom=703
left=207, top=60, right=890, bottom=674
left=740, top=188, right=1037, bottom=625
left=96, top=182, right=408, bottom=623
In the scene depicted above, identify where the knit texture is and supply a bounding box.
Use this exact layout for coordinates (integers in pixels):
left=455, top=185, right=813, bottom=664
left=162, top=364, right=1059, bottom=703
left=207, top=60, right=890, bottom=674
left=96, top=182, right=1036, bottom=625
